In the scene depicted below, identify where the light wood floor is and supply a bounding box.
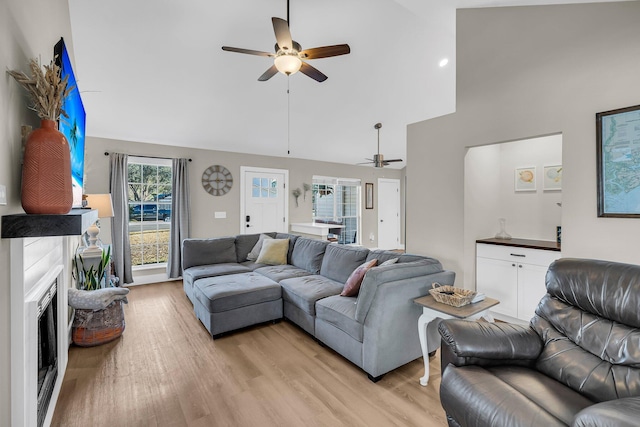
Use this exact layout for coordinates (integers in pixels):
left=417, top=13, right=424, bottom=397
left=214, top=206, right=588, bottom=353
left=52, top=281, right=447, bottom=426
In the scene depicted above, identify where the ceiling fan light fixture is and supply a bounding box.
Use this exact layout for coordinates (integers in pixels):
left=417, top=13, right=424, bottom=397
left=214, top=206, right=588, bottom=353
left=275, top=53, right=302, bottom=75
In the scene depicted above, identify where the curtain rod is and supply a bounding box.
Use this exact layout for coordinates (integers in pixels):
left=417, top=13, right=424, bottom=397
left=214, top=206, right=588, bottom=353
left=104, top=152, right=192, bottom=162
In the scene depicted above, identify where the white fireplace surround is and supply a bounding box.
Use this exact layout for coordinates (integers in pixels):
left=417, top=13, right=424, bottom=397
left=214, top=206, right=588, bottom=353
left=11, top=236, right=73, bottom=427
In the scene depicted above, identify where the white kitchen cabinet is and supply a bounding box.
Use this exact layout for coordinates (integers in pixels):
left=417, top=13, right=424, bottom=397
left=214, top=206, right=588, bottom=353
left=476, top=239, right=561, bottom=323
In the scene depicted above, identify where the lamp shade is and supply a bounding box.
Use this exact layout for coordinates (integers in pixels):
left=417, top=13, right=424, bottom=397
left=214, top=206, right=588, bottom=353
left=274, top=54, right=302, bottom=75
left=85, top=194, right=114, bottom=218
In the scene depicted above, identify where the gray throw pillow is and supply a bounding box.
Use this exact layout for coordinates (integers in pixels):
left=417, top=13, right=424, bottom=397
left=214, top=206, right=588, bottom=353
left=246, top=234, right=273, bottom=261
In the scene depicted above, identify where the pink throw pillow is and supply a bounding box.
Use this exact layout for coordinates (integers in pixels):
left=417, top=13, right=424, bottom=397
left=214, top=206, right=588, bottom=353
left=341, top=259, right=377, bottom=297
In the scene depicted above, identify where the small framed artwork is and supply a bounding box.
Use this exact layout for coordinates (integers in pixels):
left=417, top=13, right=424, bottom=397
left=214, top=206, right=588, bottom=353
left=543, top=165, right=562, bottom=191
left=515, top=167, right=536, bottom=192
left=596, top=104, right=640, bottom=217
left=365, top=182, right=374, bottom=209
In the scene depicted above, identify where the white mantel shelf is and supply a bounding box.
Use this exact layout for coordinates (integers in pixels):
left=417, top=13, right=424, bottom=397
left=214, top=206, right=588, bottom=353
left=290, top=222, right=344, bottom=240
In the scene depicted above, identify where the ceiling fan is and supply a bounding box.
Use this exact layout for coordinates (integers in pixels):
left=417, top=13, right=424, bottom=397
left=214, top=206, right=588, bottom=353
left=221, top=0, right=350, bottom=82
left=361, top=123, right=403, bottom=168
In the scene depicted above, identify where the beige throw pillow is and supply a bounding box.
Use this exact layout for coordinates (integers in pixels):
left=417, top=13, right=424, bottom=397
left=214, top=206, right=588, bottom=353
left=247, top=234, right=273, bottom=261
left=256, top=238, right=289, bottom=265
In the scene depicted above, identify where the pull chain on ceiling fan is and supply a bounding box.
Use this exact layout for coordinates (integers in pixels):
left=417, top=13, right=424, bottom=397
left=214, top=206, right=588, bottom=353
left=360, top=123, right=403, bottom=168
left=221, top=0, right=351, bottom=82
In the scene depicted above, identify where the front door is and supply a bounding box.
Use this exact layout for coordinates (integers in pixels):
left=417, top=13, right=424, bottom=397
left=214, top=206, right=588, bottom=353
left=240, top=167, right=288, bottom=234
left=377, top=178, right=401, bottom=249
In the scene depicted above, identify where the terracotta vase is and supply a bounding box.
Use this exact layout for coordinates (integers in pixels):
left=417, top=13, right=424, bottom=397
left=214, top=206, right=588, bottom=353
left=21, top=119, right=73, bottom=214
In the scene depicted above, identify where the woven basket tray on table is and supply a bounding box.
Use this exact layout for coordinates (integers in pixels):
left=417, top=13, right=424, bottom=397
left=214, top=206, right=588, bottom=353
left=429, top=282, right=477, bottom=307
left=72, top=300, right=125, bottom=347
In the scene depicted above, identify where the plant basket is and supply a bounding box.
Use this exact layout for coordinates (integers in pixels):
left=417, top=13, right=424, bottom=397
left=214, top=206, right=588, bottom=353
left=72, top=300, right=125, bottom=347
left=429, top=283, right=476, bottom=307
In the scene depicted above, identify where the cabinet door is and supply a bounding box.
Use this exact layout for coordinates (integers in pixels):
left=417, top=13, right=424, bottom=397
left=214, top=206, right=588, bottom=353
left=517, top=263, right=549, bottom=321
left=476, top=257, right=518, bottom=318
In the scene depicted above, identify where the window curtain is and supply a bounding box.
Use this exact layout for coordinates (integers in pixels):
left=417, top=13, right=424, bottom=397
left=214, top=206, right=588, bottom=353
left=109, top=153, right=133, bottom=284
left=167, top=158, right=190, bottom=278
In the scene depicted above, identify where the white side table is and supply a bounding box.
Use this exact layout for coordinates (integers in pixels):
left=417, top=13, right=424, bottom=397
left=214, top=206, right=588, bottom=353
left=413, top=295, right=499, bottom=386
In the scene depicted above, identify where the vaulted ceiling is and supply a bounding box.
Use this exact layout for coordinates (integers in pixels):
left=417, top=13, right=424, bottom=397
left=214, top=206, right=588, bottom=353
left=68, top=0, right=618, bottom=168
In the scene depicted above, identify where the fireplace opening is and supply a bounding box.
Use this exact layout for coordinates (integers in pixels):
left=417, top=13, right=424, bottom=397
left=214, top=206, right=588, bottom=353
left=37, top=280, right=58, bottom=427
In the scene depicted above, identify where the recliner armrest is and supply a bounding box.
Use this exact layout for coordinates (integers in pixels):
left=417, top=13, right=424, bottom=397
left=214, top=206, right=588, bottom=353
left=573, top=397, right=640, bottom=427
left=438, top=320, right=542, bottom=369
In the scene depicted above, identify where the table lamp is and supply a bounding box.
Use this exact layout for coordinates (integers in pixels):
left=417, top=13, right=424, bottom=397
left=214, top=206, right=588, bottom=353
left=83, top=193, right=114, bottom=255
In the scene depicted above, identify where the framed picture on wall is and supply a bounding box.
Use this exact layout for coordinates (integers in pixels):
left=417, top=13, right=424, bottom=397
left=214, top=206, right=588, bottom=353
left=543, top=165, right=562, bottom=191
left=515, top=166, right=536, bottom=192
left=597, top=104, right=640, bottom=217
left=365, top=183, right=374, bottom=209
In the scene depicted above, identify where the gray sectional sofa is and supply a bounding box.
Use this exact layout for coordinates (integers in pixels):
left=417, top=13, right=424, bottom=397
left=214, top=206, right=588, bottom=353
left=182, top=232, right=455, bottom=381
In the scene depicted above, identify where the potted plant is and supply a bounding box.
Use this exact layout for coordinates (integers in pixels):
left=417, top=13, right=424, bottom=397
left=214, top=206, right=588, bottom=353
left=8, top=57, right=75, bottom=214
left=72, top=246, right=112, bottom=290
left=70, top=246, right=128, bottom=347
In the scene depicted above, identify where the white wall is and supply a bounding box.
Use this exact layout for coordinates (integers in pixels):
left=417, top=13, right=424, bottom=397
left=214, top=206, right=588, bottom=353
left=0, top=0, right=74, bottom=424
left=407, top=2, right=640, bottom=289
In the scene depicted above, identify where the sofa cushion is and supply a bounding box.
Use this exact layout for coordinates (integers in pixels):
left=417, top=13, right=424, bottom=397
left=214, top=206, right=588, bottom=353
left=532, top=298, right=640, bottom=402
left=183, top=263, right=251, bottom=284
left=182, top=237, right=237, bottom=269
left=440, top=365, right=593, bottom=427
left=320, top=244, right=370, bottom=284
left=256, top=238, right=289, bottom=265
left=235, top=232, right=276, bottom=262
left=279, top=275, right=343, bottom=316
left=254, top=264, right=313, bottom=282
left=341, top=259, right=377, bottom=297
left=240, top=261, right=269, bottom=271
left=315, top=295, right=363, bottom=342
left=193, top=273, right=281, bottom=313
left=290, top=238, right=329, bottom=274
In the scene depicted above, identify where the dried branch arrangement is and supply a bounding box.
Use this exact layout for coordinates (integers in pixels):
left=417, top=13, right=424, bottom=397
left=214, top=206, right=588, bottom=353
left=7, top=57, right=75, bottom=121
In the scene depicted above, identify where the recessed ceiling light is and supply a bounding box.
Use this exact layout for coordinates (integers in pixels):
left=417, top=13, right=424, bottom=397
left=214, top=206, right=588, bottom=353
left=439, top=58, right=449, bottom=67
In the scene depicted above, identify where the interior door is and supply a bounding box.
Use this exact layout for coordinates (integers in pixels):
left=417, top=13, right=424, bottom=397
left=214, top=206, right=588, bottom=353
left=377, top=178, right=401, bottom=249
left=241, top=167, right=288, bottom=234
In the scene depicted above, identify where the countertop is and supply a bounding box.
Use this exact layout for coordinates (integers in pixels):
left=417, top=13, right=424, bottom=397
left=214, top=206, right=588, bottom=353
left=476, top=237, right=561, bottom=252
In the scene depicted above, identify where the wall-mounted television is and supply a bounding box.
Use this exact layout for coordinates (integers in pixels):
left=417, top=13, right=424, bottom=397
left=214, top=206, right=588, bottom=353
left=54, top=37, right=86, bottom=208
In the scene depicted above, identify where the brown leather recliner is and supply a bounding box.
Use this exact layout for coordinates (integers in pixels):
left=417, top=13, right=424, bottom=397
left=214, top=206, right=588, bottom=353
left=438, top=258, right=640, bottom=427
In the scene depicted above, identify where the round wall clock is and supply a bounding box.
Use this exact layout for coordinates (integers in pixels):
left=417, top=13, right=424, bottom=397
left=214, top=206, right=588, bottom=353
left=202, top=165, right=233, bottom=196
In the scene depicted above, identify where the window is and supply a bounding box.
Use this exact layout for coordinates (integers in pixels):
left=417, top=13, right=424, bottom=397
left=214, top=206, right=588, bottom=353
left=127, top=157, right=172, bottom=267
left=252, top=177, right=278, bottom=198
left=312, top=176, right=361, bottom=244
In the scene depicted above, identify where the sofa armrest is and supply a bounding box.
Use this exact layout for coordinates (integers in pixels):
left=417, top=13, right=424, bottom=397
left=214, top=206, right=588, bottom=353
left=439, top=320, right=542, bottom=371
left=360, top=269, right=456, bottom=377
left=573, top=397, right=640, bottom=427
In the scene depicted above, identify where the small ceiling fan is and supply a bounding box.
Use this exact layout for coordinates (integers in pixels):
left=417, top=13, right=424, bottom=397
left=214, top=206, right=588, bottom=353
left=361, top=123, right=403, bottom=168
left=221, top=0, right=350, bottom=82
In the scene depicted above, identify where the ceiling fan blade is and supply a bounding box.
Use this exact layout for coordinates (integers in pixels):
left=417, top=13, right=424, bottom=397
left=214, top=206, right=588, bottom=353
left=300, top=44, right=351, bottom=59
left=384, top=159, right=404, bottom=163
left=272, top=17, right=293, bottom=51
left=222, top=46, right=274, bottom=57
left=299, top=62, right=328, bottom=82
left=258, top=65, right=279, bottom=81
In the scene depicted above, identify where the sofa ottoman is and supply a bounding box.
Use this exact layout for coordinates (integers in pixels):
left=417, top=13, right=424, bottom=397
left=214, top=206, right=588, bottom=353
left=192, top=272, right=283, bottom=337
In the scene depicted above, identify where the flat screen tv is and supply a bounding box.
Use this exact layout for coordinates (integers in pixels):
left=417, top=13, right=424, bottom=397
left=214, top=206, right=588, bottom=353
left=54, top=37, right=86, bottom=208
